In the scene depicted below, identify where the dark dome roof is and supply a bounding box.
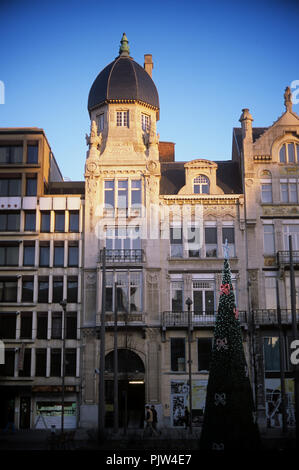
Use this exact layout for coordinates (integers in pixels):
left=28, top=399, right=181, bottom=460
left=88, top=55, right=159, bottom=112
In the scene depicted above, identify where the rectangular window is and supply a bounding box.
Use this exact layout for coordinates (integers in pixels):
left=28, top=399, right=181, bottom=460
left=222, top=227, right=235, bottom=257
left=20, top=312, right=32, bottom=339
left=97, top=113, right=104, bottom=131
left=35, top=349, right=47, bottom=377
left=261, top=183, right=272, bottom=203
left=51, top=313, right=62, bottom=339
left=283, top=224, right=299, bottom=250
left=187, top=225, right=201, bottom=257
left=24, top=211, right=36, bottom=231
left=289, top=183, right=298, bottom=203
left=38, top=278, right=49, bottom=303
left=26, top=176, right=37, bottom=196
left=22, top=278, right=34, bottom=302
left=0, top=350, right=15, bottom=376
left=141, top=113, right=150, bottom=132
left=116, top=111, right=129, bottom=127
left=105, top=271, right=142, bottom=313
left=67, top=277, right=78, bottom=303
left=50, top=349, right=61, bottom=377
left=0, top=279, right=18, bottom=302
left=205, top=227, right=217, bottom=257
left=0, top=145, right=23, bottom=164
left=170, top=227, right=183, bottom=258
left=263, top=225, right=275, bottom=254
left=69, top=211, right=79, bottom=232
left=0, top=212, right=20, bottom=231
left=0, top=177, right=22, bottom=196
left=40, top=211, right=51, bottom=232
left=288, top=143, right=295, bottom=163
left=104, top=180, right=115, bottom=210
left=55, top=211, right=65, bottom=232
left=264, top=337, right=280, bottom=371
left=131, top=180, right=142, bottom=207
left=0, top=314, right=16, bottom=339
left=193, top=281, right=215, bottom=314
left=171, top=281, right=183, bottom=312
left=118, top=180, right=128, bottom=211
left=27, top=144, right=38, bottom=164
left=54, top=244, right=64, bottom=267
left=66, top=313, right=77, bottom=339
left=37, top=313, right=48, bottom=339
left=23, top=244, right=35, bottom=266
left=171, top=338, right=185, bottom=371
left=19, top=348, right=32, bottom=377
left=39, top=243, right=50, bottom=267
left=198, top=337, right=213, bottom=371
left=68, top=244, right=79, bottom=267
left=52, top=277, right=63, bottom=303
left=65, top=349, right=77, bottom=376
left=0, top=245, right=19, bottom=266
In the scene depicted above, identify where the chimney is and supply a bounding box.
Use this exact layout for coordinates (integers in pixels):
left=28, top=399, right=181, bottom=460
left=144, top=54, right=153, bottom=77
left=239, top=108, right=253, bottom=142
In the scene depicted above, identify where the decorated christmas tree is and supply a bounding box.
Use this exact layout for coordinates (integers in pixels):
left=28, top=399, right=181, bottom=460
left=199, top=245, right=260, bottom=450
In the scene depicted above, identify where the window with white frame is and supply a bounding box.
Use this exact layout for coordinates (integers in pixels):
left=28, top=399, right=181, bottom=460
left=263, top=224, right=275, bottom=254
left=285, top=275, right=299, bottom=310
left=104, top=179, right=142, bottom=215
left=193, top=175, right=210, bottom=194
left=222, top=225, right=235, bottom=257
left=279, top=142, right=299, bottom=163
left=283, top=224, right=299, bottom=250
left=187, top=225, right=201, bottom=257
left=280, top=179, right=298, bottom=203
left=192, top=280, right=215, bottom=315
left=170, top=226, right=183, bottom=258
left=105, top=270, right=142, bottom=313
left=261, top=177, right=272, bottom=203
left=141, top=113, right=150, bottom=132
left=116, top=111, right=129, bottom=127
left=105, top=226, right=141, bottom=251
left=265, top=276, right=277, bottom=309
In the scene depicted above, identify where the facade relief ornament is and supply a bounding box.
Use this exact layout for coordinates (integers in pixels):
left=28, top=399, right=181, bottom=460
left=86, top=120, right=102, bottom=155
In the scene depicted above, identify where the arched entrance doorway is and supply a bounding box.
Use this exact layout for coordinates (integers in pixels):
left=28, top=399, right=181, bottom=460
left=105, top=349, right=145, bottom=429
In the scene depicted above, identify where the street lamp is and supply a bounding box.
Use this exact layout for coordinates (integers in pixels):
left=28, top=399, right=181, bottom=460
left=60, top=299, right=67, bottom=434
left=185, top=297, right=193, bottom=434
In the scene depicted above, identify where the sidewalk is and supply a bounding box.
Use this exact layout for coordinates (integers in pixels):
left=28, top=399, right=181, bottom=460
left=0, top=427, right=296, bottom=451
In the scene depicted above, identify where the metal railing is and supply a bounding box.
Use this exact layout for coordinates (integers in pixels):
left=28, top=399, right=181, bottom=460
left=99, top=249, right=144, bottom=263
left=277, top=250, right=299, bottom=266
left=104, top=312, right=144, bottom=323
left=162, top=310, right=247, bottom=327
left=252, top=309, right=299, bottom=325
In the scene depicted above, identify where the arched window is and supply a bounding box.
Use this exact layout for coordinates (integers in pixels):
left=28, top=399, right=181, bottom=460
left=279, top=142, right=299, bottom=163
left=105, top=349, right=145, bottom=373
left=193, top=175, right=210, bottom=194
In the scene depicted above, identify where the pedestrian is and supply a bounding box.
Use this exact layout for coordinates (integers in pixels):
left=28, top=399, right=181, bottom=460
left=3, top=405, right=16, bottom=434
left=151, top=405, right=160, bottom=435
left=184, top=406, right=190, bottom=429
left=144, top=405, right=155, bottom=437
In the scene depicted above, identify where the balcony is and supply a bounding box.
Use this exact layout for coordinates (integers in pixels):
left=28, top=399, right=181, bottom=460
left=99, top=249, right=144, bottom=264
left=162, top=310, right=247, bottom=328
left=277, top=251, right=299, bottom=267
left=252, top=309, right=299, bottom=325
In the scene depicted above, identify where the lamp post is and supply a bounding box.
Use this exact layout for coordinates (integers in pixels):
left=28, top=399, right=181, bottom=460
left=59, top=299, right=67, bottom=434
left=185, top=297, right=193, bottom=434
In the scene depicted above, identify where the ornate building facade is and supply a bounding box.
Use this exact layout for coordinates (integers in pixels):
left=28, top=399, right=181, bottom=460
left=0, top=34, right=298, bottom=431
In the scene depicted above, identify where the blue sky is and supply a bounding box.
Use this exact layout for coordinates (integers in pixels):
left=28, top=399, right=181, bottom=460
left=1, top=0, right=299, bottom=180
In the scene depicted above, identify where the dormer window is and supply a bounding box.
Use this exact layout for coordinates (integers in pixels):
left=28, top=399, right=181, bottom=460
left=279, top=142, right=299, bottom=163
left=141, top=113, right=150, bottom=132
left=193, top=175, right=210, bottom=194
left=116, top=111, right=129, bottom=127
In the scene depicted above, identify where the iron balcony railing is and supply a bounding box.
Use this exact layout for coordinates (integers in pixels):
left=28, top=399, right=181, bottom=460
left=277, top=250, right=299, bottom=266
left=162, top=310, right=247, bottom=328
left=99, top=249, right=144, bottom=263
left=252, top=309, right=299, bottom=325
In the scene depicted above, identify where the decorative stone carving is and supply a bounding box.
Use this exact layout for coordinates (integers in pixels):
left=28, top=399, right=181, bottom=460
left=284, top=86, right=292, bottom=112
left=86, top=120, right=102, bottom=153
left=146, top=160, right=158, bottom=174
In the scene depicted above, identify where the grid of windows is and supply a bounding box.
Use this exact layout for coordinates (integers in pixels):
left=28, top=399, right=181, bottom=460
left=116, top=111, right=129, bottom=127
left=280, top=181, right=298, bottom=203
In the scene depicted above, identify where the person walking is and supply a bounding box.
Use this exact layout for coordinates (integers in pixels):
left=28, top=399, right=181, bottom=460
left=144, top=405, right=156, bottom=437
left=151, top=405, right=160, bottom=435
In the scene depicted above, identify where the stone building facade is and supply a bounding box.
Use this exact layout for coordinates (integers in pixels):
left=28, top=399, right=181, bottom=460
left=0, top=35, right=298, bottom=431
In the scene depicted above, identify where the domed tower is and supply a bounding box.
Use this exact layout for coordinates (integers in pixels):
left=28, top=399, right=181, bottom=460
left=86, top=33, right=160, bottom=164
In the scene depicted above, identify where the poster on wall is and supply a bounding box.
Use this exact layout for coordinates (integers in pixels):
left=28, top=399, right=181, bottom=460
left=35, top=402, right=77, bottom=429
left=265, top=378, right=295, bottom=428
left=170, top=380, right=208, bottom=427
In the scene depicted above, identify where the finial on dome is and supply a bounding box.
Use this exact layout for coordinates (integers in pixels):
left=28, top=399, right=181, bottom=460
left=284, top=86, right=292, bottom=112
left=119, top=33, right=130, bottom=56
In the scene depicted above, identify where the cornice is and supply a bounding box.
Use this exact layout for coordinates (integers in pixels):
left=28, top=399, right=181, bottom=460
left=161, top=194, right=243, bottom=205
